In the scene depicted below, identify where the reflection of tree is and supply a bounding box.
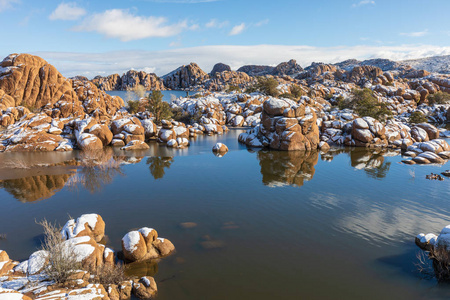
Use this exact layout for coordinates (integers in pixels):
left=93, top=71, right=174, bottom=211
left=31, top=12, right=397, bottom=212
left=146, top=157, right=174, bottom=180
left=257, top=150, right=319, bottom=187
left=0, top=174, right=73, bottom=202
left=66, top=149, right=131, bottom=193
left=350, top=148, right=392, bottom=179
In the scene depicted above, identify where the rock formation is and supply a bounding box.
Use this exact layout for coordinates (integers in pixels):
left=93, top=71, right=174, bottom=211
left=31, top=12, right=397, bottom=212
left=163, top=63, right=210, bottom=90
left=239, top=98, right=320, bottom=150
left=210, top=63, right=231, bottom=76
left=0, top=213, right=174, bottom=299
left=92, top=70, right=165, bottom=91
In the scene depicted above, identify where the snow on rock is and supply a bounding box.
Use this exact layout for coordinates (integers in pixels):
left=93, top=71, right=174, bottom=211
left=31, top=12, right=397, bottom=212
left=122, top=227, right=174, bottom=262
left=61, top=214, right=105, bottom=242
left=27, top=251, right=48, bottom=275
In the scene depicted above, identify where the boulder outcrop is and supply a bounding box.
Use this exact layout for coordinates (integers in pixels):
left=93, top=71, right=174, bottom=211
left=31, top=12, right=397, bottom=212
left=163, top=63, right=209, bottom=90
left=239, top=98, right=320, bottom=150
left=122, top=227, right=175, bottom=262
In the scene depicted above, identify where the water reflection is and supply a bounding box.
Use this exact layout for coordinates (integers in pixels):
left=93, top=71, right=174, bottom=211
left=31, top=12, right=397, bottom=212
left=257, top=150, right=319, bottom=187
left=146, top=157, right=174, bottom=180
left=0, top=174, right=73, bottom=202
left=323, top=148, right=397, bottom=179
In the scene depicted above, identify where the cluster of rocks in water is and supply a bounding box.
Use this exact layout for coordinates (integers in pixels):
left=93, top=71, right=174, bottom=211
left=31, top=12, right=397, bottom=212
left=0, top=213, right=175, bottom=299
left=0, top=52, right=450, bottom=168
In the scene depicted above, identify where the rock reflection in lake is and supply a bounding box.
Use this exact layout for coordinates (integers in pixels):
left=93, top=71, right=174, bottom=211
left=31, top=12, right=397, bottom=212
left=0, top=174, right=73, bottom=202
left=257, top=150, right=319, bottom=187
left=321, top=147, right=398, bottom=179
left=0, top=149, right=145, bottom=201
left=146, top=157, right=174, bottom=180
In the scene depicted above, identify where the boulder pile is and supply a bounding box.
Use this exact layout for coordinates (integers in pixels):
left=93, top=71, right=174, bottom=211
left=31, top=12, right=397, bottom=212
left=0, top=213, right=175, bottom=299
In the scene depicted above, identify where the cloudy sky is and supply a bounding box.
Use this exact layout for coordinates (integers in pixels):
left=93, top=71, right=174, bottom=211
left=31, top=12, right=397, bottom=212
left=1, top=0, right=450, bottom=78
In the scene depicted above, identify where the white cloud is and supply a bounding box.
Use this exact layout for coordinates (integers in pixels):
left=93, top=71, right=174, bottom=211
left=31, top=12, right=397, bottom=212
left=30, top=44, right=450, bottom=79
left=0, top=0, right=19, bottom=12
left=49, top=2, right=86, bottom=21
left=73, top=9, right=189, bottom=41
left=205, top=19, right=228, bottom=28
left=400, top=30, right=428, bottom=37
left=254, top=19, right=269, bottom=27
left=352, top=0, right=375, bottom=7
left=229, top=23, right=245, bottom=36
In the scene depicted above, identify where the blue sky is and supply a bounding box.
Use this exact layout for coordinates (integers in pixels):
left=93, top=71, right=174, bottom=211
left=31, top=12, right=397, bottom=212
left=1, top=0, right=449, bottom=77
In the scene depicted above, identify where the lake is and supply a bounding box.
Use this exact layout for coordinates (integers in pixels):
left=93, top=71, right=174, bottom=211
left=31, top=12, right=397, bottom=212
left=0, top=129, right=450, bottom=300
left=106, top=90, right=190, bottom=103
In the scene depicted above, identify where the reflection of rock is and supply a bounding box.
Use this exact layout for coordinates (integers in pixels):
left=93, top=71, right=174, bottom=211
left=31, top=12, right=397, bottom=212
left=349, top=149, right=392, bottom=179
left=146, top=157, right=174, bottom=180
left=125, top=260, right=159, bottom=278
left=257, top=150, right=319, bottom=187
left=0, top=174, right=72, bottom=202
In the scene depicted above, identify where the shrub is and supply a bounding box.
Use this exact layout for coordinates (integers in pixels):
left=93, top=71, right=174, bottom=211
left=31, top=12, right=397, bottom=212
left=146, top=90, right=173, bottom=123
left=244, top=85, right=257, bottom=94
left=344, top=88, right=392, bottom=122
left=172, top=107, right=192, bottom=124
left=90, top=263, right=128, bottom=285
left=324, top=93, right=333, bottom=101
left=253, top=76, right=280, bottom=97
left=290, top=85, right=303, bottom=99
left=279, top=93, right=296, bottom=100
left=38, top=219, right=81, bottom=283
left=409, top=111, right=428, bottom=124
left=127, top=100, right=140, bottom=114
left=428, top=91, right=450, bottom=105
left=226, top=85, right=241, bottom=93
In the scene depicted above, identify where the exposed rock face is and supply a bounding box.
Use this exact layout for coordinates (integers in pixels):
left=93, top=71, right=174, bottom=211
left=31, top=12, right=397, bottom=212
left=210, top=63, right=231, bottom=76
left=92, top=70, right=165, bottom=91
left=237, top=64, right=274, bottom=76
left=0, top=54, right=76, bottom=111
left=237, top=59, right=302, bottom=77
left=0, top=53, right=124, bottom=120
left=163, top=63, right=209, bottom=90
left=92, top=74, right=121, bottom=90
left=204, top=70, right=254, bottom=91
left=61, top=214, right=106, bottom=243
left=272, top=59, right=303, bottom=76
left=299, top=63, right=338, bottom=80
left=239, top=98, right=320, bottom=151
left=347, top=66, right=383, bottom=84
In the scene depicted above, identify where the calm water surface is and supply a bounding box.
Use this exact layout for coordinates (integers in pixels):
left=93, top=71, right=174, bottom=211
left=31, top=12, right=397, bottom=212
left=107, top=90, right=189, bottom=103
left=0, top=129, right=450, bottom=300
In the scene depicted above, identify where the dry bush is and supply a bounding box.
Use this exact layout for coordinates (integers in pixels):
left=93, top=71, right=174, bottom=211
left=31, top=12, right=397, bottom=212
left=4, top=160, right=31, bottom=169
left=90, top=263, right=129, bottom=285
left=80, top=149, right=122, bottom=170
left=37, top=219, right=81, bottom=283
left=416, top=246, right=450, bottom=282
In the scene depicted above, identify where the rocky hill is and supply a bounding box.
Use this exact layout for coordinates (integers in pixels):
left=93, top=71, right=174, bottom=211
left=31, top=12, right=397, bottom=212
left=92, top=70, right=164, bottom=91
left=401, top=55, right=450, bottom=74
left=237, top=59, right=303, bottom=77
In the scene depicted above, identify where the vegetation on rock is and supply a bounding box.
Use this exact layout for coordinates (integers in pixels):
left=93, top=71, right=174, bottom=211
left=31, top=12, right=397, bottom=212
left=146, top=90, right=173, bottom=123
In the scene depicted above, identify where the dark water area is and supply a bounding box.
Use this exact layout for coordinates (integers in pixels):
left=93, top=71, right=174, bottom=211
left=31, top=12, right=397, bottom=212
left=106, top=90, right=188, bottom=103
left=0, top=129, right=450, bottom=299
